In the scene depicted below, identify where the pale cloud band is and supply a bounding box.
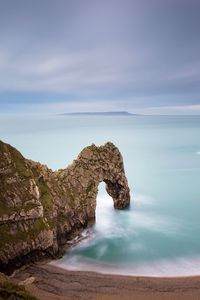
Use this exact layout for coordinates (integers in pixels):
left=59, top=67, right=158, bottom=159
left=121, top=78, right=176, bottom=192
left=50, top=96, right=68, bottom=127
left=0, top=0, right=200, bottom=114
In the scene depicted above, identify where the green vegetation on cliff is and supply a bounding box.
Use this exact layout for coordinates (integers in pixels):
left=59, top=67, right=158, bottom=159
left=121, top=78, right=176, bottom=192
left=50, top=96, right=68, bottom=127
left=0, top=141, right=31, bottom=178
left=0, top=219, right=50, bottom=249
left=0, top=140, right=130, bottom=275
left=0, top=273, right=38, bottom=300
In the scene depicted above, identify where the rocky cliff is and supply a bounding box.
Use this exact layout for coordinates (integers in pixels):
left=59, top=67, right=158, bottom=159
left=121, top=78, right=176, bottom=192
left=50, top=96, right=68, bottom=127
left=0, top=140, right=130, bottom=274
left=0, top=271, right=38, bottom=300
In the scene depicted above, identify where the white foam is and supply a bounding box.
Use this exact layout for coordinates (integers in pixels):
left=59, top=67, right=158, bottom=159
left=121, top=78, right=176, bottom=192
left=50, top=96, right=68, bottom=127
left=51, top=191, right=190, bottom=277
left=51, top=254, right=200, bottom=277
left=133, top=193, right=154, bottom=206
left=95, top=193, right=180, bottom=237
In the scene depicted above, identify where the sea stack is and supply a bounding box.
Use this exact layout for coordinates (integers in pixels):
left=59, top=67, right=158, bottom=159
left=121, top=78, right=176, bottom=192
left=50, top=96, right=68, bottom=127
left=0, top=140, right=130, bottom=274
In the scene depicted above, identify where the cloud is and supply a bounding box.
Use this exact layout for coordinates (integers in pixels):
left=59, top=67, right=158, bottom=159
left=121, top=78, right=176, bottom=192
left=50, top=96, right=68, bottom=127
left=0, top=0, right=200, bottom=113
left=141, top=104, right=200, bottom=115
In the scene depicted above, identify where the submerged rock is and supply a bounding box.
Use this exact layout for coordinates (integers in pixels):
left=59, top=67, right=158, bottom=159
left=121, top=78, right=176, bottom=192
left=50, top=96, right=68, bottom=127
left=0, top=140, right=130, bottom=274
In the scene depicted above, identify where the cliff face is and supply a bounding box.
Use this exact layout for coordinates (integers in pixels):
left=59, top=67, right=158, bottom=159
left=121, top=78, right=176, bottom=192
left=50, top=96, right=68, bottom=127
left=0, top=140, right=130, bottom=274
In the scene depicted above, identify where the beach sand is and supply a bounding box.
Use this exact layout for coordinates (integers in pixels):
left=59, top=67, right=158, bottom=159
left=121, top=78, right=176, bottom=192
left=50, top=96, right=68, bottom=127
left=11, top=263, right=200, bottom=300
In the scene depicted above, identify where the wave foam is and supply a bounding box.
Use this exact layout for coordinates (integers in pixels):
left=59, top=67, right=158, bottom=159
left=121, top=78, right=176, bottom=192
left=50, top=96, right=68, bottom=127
left=51, top=254, right=200, bottom=277
left=51, top=191, right=194, bottom=278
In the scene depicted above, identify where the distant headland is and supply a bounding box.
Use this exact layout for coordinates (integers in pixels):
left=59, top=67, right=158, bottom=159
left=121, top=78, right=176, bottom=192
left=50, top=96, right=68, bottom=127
left=60, top=111, right=138, bottom=116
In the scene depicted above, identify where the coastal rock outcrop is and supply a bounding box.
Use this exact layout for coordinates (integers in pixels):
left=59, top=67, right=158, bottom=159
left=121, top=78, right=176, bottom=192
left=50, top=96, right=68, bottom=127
left=0, top=140, right=130, bottom=274
left=0, top=271, right=38, bottom=300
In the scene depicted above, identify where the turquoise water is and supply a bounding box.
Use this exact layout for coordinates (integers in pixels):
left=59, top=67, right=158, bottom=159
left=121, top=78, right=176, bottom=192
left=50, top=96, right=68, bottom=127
left=1, top=115, right=200, bottom=276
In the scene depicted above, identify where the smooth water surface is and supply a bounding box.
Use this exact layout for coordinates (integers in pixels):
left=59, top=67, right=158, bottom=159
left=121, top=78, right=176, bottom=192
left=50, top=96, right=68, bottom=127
left=1, top=114, right=200, bottom=276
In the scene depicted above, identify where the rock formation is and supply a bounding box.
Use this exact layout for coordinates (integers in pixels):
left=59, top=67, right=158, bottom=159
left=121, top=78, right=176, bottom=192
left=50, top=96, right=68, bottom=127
left=0, top=140, right=130, bottom=274
left=0, top=271, right=38, bottom=300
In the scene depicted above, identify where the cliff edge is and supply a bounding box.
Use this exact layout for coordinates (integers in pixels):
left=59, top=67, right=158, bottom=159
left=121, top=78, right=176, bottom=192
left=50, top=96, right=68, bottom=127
left=0, top=140, right=130, bottom=274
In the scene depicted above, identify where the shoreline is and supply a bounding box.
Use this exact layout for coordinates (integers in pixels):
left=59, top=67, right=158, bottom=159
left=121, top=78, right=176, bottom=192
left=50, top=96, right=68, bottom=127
left=51, top=262, right=200, bottom=279
left=12, top=263, right=200, bottom=300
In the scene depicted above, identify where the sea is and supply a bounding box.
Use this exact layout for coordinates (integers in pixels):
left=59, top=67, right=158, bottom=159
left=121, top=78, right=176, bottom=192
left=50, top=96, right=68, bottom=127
left=1, top=114, right=200, bottom=277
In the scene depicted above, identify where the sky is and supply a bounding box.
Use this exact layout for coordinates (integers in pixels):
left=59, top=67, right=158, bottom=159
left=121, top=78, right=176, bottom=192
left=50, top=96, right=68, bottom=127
left=0, top=0, right=200, bottom=115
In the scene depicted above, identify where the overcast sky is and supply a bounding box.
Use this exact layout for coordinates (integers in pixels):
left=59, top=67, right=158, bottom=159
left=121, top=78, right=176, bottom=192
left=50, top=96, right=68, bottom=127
left=0, top=0, right=200, bottom=114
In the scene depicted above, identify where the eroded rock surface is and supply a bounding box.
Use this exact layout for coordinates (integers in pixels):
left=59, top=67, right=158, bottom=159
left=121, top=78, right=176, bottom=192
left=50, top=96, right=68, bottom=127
left=0, top=140, right=130, bottom=273
left=0, top=271, right=38, bottom=300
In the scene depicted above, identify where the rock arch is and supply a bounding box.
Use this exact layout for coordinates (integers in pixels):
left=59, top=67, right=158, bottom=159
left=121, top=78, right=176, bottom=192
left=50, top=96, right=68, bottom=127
left=57, top=142, right=130, bottom=223
left=0, top=140, right=130, bottom=273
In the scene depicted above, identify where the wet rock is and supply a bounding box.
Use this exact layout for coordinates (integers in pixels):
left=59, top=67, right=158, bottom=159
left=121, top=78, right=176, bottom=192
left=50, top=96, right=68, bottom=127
left=0, top=140, right=130, bottom=274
